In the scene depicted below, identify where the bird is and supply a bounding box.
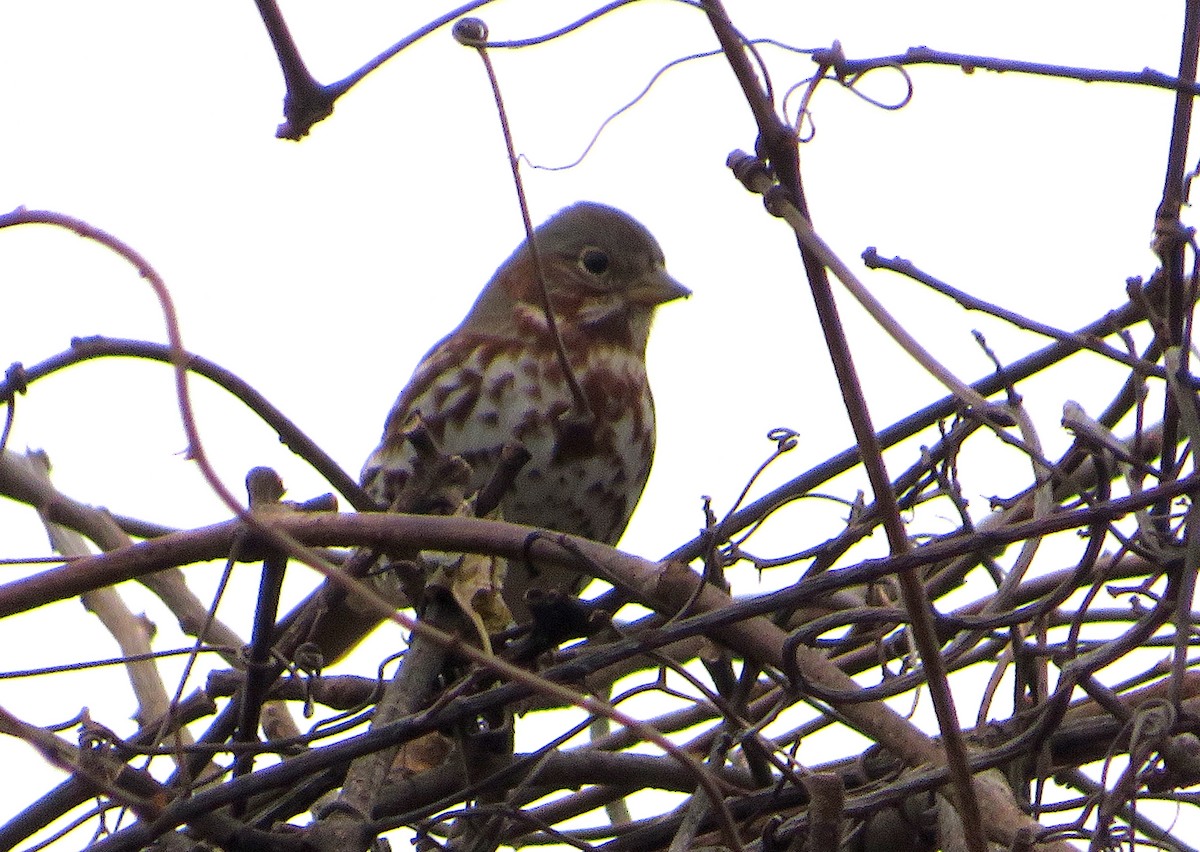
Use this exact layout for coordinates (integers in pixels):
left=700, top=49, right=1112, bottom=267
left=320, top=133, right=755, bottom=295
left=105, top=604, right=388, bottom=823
left=360, top=201, right=689, bottom=625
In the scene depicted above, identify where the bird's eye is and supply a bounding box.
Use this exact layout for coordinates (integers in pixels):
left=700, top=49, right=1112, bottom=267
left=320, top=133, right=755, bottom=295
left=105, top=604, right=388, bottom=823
left=578, top=247, right=610, bottom=276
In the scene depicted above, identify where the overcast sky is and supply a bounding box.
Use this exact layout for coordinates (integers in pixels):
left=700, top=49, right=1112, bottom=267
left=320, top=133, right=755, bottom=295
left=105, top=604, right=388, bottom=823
left=0, top=2, right=1192, bottom=846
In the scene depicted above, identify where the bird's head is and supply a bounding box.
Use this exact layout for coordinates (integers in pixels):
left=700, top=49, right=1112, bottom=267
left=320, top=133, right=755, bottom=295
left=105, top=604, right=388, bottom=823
left=466, top=202, right=690, bottom=354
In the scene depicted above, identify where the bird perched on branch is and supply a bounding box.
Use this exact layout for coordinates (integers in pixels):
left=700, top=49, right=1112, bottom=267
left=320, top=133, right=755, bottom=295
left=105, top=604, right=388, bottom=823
left=361, top=201, right=688, bottom=625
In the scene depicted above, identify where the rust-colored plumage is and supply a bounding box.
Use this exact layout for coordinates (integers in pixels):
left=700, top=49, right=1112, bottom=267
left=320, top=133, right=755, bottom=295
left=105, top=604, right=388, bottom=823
left=362, top=202, right=688, bottom=620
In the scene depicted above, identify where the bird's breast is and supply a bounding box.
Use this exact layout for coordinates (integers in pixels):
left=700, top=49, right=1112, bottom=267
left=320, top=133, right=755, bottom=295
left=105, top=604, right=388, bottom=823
left=384, top=338, right=656, bottom=544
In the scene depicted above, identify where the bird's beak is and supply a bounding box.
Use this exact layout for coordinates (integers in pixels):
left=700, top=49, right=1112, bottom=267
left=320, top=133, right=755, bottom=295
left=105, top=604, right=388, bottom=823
left=627, top=266, right=691, bottom=307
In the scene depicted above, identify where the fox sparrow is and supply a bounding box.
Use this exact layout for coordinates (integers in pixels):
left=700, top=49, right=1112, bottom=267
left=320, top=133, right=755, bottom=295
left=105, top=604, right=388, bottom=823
left=361, top=201, right=688, bottom=623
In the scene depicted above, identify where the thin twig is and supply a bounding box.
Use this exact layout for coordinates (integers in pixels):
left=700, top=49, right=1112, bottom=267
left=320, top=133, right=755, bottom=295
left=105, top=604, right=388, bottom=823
left=454, top=19, right=595, bottom=424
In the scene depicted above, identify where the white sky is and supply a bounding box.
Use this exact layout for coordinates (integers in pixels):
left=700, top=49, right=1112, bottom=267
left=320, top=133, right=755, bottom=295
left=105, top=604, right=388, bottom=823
left=0, top=2, right=1193, bottom=848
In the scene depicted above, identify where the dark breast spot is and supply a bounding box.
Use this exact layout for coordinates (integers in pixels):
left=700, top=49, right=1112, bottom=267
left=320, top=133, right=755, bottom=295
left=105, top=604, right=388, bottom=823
left=487, top=372, right=515, bottom=402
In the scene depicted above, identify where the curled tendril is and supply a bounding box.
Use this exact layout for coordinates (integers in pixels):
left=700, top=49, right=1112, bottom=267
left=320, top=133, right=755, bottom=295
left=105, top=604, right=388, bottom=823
left=514, top=25, right=815, bottom=171
left=781, top=62, right=914, bottom=141
left=794, top=107, right=816, bottom=143
left=780, top=74, right=819, bottom=133
left=767, top=426, right=800, bottom=453
left=844, top=64, right=915, bottom=110
left=712, top=427, right=806, bottom=562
